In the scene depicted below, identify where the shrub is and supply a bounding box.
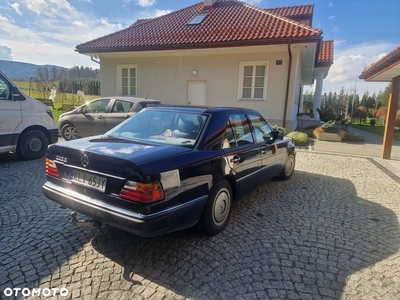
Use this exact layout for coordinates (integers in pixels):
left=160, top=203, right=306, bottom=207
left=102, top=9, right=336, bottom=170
left=312, top=121, right=345, bottom=139
left=286, top=131, right=309, bottom=146
left=271, top=125, right=287, bottom=135
left=305, top=129, right=314, bottom=138
left=343, top=132, right=365, bottom=142
left=320, top=120, right=336, bottom=132
left=317, top=108, right=346, bottom=123
left=369, top=118, right=376, bottom=126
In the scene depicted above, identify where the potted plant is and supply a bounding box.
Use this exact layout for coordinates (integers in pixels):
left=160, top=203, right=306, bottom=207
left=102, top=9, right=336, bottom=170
left=313, top=120, right=345, bottom=142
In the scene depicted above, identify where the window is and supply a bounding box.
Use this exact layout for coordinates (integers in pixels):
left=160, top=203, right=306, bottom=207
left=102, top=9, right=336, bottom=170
left=117, top=65, right=137, bottom=96
left=188, top=14, right=207, bottom=25
left=248, top=114, right=273, bottom=143
left=223, top=114, right=254, bottom=148
left=112, top=100, right=133, bottom=113
left=0, top=75, right=12, bottom=100
left=238, top=61, right=268, bottom=100
left=85, top=99, right=111, bottom=113
left=108, top=110, right=208, bottom=148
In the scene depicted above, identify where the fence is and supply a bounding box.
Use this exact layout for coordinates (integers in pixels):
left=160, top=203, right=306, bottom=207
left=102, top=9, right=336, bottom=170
left=59, top=80, right=100, bottom=95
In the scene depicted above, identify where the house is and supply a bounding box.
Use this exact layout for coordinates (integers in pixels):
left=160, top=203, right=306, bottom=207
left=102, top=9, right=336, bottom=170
left=359, top=45, right=400, bottom=159
left=75, top=0, right=333, bottom=131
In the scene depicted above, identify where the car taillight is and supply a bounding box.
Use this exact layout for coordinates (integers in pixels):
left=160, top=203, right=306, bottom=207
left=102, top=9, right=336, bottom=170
left=119, top=181, right=164, bottom=203
left=46, top=158, right=60, bottom=178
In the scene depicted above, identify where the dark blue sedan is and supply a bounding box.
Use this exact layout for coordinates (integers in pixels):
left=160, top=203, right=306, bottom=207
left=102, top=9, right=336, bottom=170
left=42, top=106, right=295, bottom=237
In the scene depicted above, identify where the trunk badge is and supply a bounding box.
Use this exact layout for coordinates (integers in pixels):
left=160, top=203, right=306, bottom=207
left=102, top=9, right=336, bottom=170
left=81, top=155, right=89, bottom=167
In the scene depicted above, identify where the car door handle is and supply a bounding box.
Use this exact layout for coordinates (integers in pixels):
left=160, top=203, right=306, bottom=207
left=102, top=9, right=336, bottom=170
left=98, top=115, right=104, bottom=119
left=230, top=156, right=240, bottom=164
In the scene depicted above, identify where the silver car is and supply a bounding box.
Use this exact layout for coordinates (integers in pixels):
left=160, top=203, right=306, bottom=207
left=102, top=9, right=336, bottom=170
left=58, top=97, right=161, bottom=140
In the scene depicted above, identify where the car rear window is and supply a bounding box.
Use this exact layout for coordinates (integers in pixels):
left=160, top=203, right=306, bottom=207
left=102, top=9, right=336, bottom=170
left=108, top=109, right=208, bottom=148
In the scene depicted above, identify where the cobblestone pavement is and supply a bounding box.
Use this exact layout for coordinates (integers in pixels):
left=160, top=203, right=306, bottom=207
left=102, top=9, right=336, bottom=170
left=1, top=148, right=400, bottom=299
left=310, top=126, right=400, bottom=160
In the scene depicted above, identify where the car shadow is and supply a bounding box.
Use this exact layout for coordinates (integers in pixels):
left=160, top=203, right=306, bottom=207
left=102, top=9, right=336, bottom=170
left=90, top=170, right=400, bottom=299
left=0, top=156, right=96, bottom=299
left=1, top=153, right=398, bottom=299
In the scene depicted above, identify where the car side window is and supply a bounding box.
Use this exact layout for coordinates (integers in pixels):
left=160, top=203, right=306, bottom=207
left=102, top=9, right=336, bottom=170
left=112, top=100, right=132, bottom=113
left=223, top=114, right=254, bottom=148
left=248, top=114, right=273, bottom=143
left=0, top=76, right=12, bottom=101
left=85, top=99, right=110, bottom=113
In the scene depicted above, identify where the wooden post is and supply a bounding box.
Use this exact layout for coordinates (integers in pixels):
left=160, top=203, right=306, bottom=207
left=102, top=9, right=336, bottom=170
left=382, top=76, right=400, bottom=159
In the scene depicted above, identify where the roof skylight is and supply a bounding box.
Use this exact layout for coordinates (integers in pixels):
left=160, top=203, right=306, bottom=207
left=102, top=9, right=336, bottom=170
left=188, top=14, right=207, bottom=25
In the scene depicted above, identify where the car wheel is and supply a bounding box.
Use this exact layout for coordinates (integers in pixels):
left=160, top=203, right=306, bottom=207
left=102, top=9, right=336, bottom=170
left=277, top=153, right=295, bottom=180
left=17, top=129, right=48, bottom=160
left=197, top=180, right=232, bottom=235
left=61, top=123, right=79, bottom=140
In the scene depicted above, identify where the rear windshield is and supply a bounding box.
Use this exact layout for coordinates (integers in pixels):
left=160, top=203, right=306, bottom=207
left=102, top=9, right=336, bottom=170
left=108, top=109, right=208, bottom=148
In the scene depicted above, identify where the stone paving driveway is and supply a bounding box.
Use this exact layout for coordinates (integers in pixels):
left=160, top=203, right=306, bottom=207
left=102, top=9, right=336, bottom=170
left=1, top=150, right=400, bottom=300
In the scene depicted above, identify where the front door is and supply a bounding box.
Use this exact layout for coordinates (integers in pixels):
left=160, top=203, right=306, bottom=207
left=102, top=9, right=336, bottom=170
left=187, top=80, right=206, bottom=106
left=221, top=113, right=262, bottom=198
left=0, top=74, right=22, bottom=150
left=75, top=99, right=111, bottom=137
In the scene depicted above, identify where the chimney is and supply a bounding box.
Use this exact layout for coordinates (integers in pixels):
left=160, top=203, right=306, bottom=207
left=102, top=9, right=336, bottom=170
left=204, top=0, right=216, bottom=10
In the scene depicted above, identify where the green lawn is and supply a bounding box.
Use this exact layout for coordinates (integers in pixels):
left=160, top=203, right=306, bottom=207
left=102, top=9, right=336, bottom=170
left=350, top=124, right=400, bottom=142
left=15, top=80, right=99, bottom=122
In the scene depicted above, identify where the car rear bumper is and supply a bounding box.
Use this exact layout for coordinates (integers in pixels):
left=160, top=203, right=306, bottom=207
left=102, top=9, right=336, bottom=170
left=42, top=181, right=208, bottom=237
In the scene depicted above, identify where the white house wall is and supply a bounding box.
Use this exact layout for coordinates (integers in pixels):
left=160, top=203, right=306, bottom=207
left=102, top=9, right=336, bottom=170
left=287, top=48, right=302, bottom=131
left=99, top=47, right=301, bottom=131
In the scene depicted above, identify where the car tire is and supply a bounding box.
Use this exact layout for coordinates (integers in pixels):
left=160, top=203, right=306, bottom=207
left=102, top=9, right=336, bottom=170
left=277, top=152, right=295, bottom=180
left=197, top=179, right=232, bottom=235
left=17, top=129, right=48, bottom=160
left=61, top=123, right=79, bottom=140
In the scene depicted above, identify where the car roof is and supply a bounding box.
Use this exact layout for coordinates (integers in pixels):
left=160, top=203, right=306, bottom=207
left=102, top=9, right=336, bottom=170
left=93, top=96, right=160, bottom=103
left=145, top=105, right=260, bottom=115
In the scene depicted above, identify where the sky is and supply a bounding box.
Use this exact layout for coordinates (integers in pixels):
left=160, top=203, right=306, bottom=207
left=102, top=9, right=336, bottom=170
left=0, top=0, right=399, bottom=97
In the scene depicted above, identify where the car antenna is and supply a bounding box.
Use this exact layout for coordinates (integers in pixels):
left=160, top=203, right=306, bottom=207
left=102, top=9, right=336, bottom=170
left=145, top=94, right=150, bottom=100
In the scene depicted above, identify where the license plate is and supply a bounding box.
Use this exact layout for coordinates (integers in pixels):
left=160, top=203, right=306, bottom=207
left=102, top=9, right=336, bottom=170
left=68, top=170, right=107, bottom=192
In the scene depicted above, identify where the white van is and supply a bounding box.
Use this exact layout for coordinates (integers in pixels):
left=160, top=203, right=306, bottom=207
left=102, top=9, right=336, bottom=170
left=0, top=70, right=58, bottom=160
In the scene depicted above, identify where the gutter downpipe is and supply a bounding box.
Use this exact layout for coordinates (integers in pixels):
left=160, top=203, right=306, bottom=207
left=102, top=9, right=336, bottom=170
left=91, top=56, right=100, bottom=64
left=283, top=42, right=292, bottom=128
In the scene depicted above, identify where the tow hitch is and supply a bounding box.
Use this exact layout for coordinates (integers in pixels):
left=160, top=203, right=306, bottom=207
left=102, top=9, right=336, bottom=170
left=70, top=211, right=102, bottom=229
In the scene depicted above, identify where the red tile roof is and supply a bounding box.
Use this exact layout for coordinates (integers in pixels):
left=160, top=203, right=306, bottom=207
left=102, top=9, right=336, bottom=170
left=317, top=40, right=334, bottom=66
left=264, top=4, right=314, bottom=20
left=129, top=18, right=153, bottom=27
left=76, top=0, right=322, bottom=53
left=359, top=45, right=400, bottom=81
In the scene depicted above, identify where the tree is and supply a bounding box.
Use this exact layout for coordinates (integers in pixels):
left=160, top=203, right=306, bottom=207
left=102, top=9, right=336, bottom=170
left=50, top=66, right=58, bottom=81
left=395, top=110, right=400, bottom=132
left=378, top=83, right=392, bottom=107
left=352, top=106, right=367, bottom=124
left=36, top=66, right=50, bottom=82
left=376, top=106, right=388, bottom=121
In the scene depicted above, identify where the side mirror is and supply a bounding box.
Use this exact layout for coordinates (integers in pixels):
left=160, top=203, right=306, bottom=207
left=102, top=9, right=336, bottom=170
left=272, top=130, right=284, bottom=140
left=12, top=86, right=21, bottom=100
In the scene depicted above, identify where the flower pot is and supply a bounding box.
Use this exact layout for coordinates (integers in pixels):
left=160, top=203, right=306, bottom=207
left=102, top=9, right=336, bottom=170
left=317, top=132, right=342, bottom=142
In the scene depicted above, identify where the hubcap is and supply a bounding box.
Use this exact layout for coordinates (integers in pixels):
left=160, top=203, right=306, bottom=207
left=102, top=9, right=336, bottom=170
left=28, top=137, right=42, bottom=152
left=213, top=188, right=230, bottom=226
left=64, top=127, right=78, bottom=140
left=285, top=156, right=294, bottom=175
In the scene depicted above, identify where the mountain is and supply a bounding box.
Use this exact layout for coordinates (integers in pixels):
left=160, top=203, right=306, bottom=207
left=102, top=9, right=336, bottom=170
left=0, top=60, right=67, bottom=80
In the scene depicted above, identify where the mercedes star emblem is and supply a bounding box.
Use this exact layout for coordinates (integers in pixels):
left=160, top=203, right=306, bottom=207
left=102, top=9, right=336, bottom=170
left=81, top=154, right=89, bottom=167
